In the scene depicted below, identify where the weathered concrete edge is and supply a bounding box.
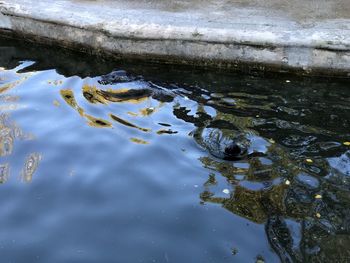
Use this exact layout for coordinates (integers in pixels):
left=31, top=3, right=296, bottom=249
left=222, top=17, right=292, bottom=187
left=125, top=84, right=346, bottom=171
left=0, top=9, right=350, bottom=77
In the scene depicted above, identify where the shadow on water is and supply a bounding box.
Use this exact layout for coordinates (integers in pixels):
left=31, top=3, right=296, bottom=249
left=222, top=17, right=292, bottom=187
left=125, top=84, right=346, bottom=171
left=0, top=37, right=350, bottom=262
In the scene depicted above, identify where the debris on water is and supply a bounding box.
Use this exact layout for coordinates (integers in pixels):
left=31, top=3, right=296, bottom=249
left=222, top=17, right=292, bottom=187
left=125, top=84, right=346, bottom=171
left=344, top=141, right=350, bottom=146
left=285, top=180, right=291, bottom=185
left=316, top=213, right=321, bottom=218
left=306, top=158, right=313, bottom=163
left=315, top=194, right=322, bottom=199
left=268, top=138, right=275, bottom=144
left=231, top=247, right=238, bottom=255
left=256, top=255, right=265, bottom=263
left=286, top=80, right=291, bottom=83
left=222, top=189, right=230, bottom=194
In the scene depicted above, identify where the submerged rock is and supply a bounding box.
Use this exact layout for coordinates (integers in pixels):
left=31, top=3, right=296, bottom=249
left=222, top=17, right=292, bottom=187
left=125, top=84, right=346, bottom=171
left=194, top=127, right=272, bottom=161
left=98, top=70, right=136, bottom=85
left=194, top=127, right=250, bottom=161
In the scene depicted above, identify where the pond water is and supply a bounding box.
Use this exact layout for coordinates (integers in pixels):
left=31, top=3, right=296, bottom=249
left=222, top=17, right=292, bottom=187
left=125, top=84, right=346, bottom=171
left=0, top=38, right=349, bottom=263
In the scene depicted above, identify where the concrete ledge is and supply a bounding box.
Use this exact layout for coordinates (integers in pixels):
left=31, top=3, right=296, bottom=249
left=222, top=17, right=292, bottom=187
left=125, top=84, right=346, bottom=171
left=0, top=0, right=350, bottom=76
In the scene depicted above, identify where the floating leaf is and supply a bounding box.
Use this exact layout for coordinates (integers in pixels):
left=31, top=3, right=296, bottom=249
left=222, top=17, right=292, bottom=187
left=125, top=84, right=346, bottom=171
left=222, top=189, right=230, bottom=194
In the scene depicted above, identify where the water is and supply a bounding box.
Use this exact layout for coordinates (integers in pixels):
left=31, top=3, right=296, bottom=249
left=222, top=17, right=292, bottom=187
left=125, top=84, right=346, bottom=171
left=0, top=38, right=349, bottom=262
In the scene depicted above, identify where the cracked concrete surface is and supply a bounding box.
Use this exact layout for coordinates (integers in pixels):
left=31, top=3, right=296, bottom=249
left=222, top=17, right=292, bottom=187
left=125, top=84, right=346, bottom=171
left=0, top=0, right=349, bottom=76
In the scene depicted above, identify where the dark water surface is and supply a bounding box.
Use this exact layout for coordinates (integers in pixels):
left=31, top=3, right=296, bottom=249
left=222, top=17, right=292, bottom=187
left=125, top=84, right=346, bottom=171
left=0, top=39, right=349, bottom=263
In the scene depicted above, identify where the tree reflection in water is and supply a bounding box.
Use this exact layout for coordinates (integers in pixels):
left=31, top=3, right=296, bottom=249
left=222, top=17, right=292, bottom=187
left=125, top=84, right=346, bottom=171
left=186, top=100, right=350, bottom=262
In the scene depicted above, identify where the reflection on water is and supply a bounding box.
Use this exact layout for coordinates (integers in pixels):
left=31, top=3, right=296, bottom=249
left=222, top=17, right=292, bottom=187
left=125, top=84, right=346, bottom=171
left=21, top=153, right=42, bottom=183
left=0, top=39, right=350, bottom=262
left=0, top=163, right=9, bottom=183
left=0, top=66, right=41, bottom=183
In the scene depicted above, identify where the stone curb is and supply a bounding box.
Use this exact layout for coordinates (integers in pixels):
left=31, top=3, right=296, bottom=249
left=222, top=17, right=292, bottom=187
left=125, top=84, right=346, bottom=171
left=0, top=0, right=349, bottom=76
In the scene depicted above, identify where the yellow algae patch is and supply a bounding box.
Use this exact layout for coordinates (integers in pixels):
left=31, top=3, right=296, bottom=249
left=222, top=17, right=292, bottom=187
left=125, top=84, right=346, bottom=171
left=130, top=137, right=149, bottom=145
left=110, top=113, right=150, bottom=132
left=82, top=85, right=107, bottom=104
left=82, top=85, right=151, bottom=104
left=99, top=88, right=152, bottom=103
left=60, top=89, right=78, bottom=108
left=60, top=89, right=112, bottom=128
left=140, top=107, right=156, bottom=116
left=0, top=82, right=17, bottom=94
left=85, top=115, right=112, bottom=128
left=60, top=89, right=84, bottom=116
left=98, top=87, right=150, bottom=104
